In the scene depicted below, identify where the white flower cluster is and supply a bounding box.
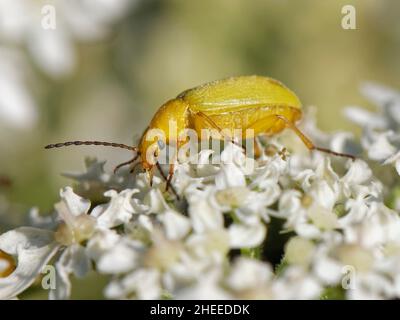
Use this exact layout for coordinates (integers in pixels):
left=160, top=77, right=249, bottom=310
left=345, top=83, right=400, bottom=176
left=1, top=84, right=400, bottom=300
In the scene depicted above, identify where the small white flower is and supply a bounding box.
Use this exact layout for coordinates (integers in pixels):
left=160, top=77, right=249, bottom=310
left=86, top=228, right=120, bottom=263
left=226, top=258, right=273, bottom=298
left=272, top=266, right=322, bottom=300
left=142, top=188, right=169, bottom=214
left=160, top=210, right=191, bottom=241
left=0, top=227, right=59, bottom=300
left=340, top=159, right=373, bottom=198
left=91, top=189, right=139, bottom=228
left=174, top=268, right=232, bottom=300
left=185, top=230, right=229, bottom=263
left=187, top=187, right=224, bottom=233
left=363, top=130, right=397, bottom=161
left=344, top=106, right=386, bottom=129
left=383, top=150, right=400, bottom=175
left=50, top=244, right=91, bottom=300
left=228, top=223, right=267, bottom=249
left=0, top=185, right=145, bottom=299
left=105, top=268, right=161, bottom=300
left=285, top=236, right=316, bottom=267
left=361, top=82, right=400, bottom=110
left=345, top=82, right=400, bottom=175
left=96, top=237, right=143, bottom=274
left=215, top=163, right=246, bottom=189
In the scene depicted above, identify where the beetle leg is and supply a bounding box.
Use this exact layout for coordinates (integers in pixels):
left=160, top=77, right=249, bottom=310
left=113, top=154, right=140, bottom=174
left=155, top=144, right=179, bottom=199
left=251, top=114, right=355, bottom=160
left=253, top=137, right=263, bottom=158
left=274, top=115, right=355, bottom=160
left=146, top=167, right=153, bottom=186
left=166, top=163, right=175, bottom=191
left=165, top=149, right=178, bottom=192
left=193, top=111, right=246, bottom=151
left=129, top=161, right=142, bottom=173
left=155, top=162, right=180, bottom=200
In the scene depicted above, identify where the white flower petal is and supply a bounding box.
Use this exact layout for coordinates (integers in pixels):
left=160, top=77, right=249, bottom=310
left=361, top=82, right=400, bottom=109
left=56, top=187, right=91, bottom=225
left=86, top=229, right=120, bottom=263
left=97, top=239, right=142, bottom=274
left=365, top=132, right=397, bottom=161
left=0, top=227, right=59, bottom=300
left=226, top=258, right=273, bottom=291
left=174, top=269, right=232, bottom=300
left=215, top=164, right=246, bottom=189
left=342, top=159, right=372, bottom=186
left=161, top=210, right=191, bottom=240
left=143, top=189, right=169, bottom=214
left=91, top=189, right=139, bottom=228
left=228, top=223, right=266, bottom=249
left=313, top=256, right=343, bottom=285
left=273, top=266, right=322, bottom=299
left=383, top=151, right=400, bottom=176
left=188, top=197, right=224, bottom=233
left=49, top=244, right=90, bottom=300
left=330, top=132, right=361, bottom=155
left=105, top=268, right=161, bottom=300
left=344, top=106, right=386, bottom=129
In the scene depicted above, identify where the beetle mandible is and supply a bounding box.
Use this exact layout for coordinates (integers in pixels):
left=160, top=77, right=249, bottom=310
left=45, top=75, right=355, bottom=195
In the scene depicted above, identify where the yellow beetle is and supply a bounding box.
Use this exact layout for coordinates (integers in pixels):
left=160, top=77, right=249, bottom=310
left=46, top=75, right=354, bottom=194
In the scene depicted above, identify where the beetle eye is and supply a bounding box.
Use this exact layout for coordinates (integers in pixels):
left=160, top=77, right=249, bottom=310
left=157, top=140, right=166, bottom=149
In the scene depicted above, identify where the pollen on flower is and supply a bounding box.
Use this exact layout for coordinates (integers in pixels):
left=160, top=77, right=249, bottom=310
left=73, top=215, right=96, bottom=243
left=190, top=230, right=230, bottom=257
left=54, top=214, right=96, bottom=246
left=143, top=240, right=182, bottom=271
left=54, top=222, right=74, bottom=246
left=285, top=237, right=315, bottom=267
left=215, top=187, right=250, bottom=207
left=301, top=194, right=313, bottom=208
left=335, top=244, right=374, bottom=273
left=383, top=242, right=400, bottom=257
left=307, top=204, right=338, bottom=230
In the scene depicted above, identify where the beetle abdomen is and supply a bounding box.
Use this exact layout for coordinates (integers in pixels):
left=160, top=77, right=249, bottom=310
left=190, top=105, right=301, bottom=139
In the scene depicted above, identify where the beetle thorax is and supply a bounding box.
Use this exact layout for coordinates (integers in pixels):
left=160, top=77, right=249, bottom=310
left=149, top=98, right=190, bottom=141
left=139, top=98, right=189, bottom=169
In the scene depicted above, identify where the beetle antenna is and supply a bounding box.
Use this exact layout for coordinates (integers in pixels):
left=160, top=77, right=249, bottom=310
left=45, top=141, right=138, bottom=152
left=113, top=154, right=140, bottom=174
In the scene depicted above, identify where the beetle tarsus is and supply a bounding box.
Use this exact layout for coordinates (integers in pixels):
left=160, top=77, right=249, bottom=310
left=313, top=146, right=356, bottom=161
left=156, top=162, right=180, bottom=200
